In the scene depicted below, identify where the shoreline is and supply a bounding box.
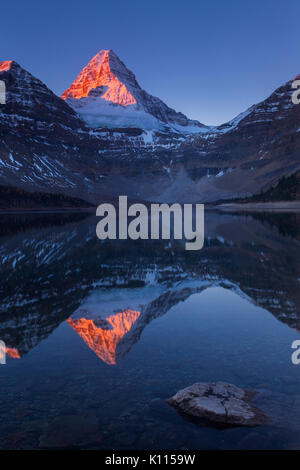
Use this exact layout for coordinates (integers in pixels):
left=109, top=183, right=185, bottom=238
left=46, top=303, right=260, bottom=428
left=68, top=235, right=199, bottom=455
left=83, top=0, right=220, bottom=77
left=1, top=201, right=300, bottom=214
left=214, top=201, right=300, bottom=212
left=0, top=207, right=95, bottom=215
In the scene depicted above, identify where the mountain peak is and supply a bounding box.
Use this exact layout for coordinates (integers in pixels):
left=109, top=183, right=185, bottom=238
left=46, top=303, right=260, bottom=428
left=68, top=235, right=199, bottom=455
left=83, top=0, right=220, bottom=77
left=0, top=60, right=15, bottom=72
left=67, top=309, right=141, bottom=365
left=61, top=49, right=137, bottom=106
left=62, top=49, right=204, bottom=132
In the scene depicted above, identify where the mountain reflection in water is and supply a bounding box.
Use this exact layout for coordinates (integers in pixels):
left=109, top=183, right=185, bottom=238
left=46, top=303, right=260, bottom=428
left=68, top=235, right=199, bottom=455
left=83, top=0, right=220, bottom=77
left=1, top=210, right=299, bottom=361
left=67, top=310, right=141, bottom=365
left=0, top=210, right=300, bottom=450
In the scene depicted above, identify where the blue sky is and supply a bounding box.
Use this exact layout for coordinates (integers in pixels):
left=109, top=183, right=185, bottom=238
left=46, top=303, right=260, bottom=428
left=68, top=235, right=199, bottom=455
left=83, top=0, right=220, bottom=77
left=1, top=0, right=299, bottom=125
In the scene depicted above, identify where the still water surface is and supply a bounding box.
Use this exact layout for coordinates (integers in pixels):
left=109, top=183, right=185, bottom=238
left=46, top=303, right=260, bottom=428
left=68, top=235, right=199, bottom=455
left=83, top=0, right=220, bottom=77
left=0, top=211, right=299, bottom=449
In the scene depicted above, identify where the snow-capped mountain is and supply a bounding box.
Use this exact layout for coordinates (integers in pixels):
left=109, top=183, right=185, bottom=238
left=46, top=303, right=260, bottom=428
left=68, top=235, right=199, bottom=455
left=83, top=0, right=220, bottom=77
left=0, top=60, right=171, bottom=201
left=0, top=60, right=101, bottom=195
left=62, top=49, right=207, bottom=133
left=173, top=75, right=300, bottom=201
left=0, top=55, right=300, bottom=204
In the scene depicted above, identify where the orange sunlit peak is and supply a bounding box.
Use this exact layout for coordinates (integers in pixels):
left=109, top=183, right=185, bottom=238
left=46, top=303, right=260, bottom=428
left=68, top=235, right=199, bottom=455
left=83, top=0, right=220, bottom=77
left=6, top=347, right=21, bottom=359
left=0, top=61, right=13, bottom=72
left=67, top=309, right=140, bottom=365
left=61, top=50, right=137, bottom=106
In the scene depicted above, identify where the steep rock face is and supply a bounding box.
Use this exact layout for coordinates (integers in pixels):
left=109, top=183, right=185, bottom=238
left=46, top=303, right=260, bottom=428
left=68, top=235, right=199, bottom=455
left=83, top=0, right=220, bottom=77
left=62, top=49, right=205, bottom=132
left=62, top=50, right=138, bottom=105
left=0, top=61, right=85, bottom=131
left=0, top=60, right=102, bottom=196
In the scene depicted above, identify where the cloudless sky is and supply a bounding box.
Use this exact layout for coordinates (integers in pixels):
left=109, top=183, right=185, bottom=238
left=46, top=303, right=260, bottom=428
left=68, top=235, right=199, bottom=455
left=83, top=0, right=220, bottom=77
left=1, top=0, right=300, bottom=125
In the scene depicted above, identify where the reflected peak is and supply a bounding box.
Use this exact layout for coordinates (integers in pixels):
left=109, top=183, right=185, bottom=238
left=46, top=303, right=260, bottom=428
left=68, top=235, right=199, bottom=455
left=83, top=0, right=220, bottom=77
left=67, top=309, right=140, bottom=365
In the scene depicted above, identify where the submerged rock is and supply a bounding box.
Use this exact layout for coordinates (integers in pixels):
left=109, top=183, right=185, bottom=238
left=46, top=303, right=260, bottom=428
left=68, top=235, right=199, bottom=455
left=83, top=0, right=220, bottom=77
left=168, top=382, right=269, bottom=428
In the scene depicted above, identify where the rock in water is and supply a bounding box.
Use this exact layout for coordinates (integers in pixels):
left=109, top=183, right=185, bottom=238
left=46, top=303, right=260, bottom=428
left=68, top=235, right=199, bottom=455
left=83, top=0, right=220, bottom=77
left=168, top=382, right=269, bottom=428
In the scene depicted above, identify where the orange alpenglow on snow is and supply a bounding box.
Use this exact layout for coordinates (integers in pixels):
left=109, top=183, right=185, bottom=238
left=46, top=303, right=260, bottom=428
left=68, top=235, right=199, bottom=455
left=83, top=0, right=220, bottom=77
left=6, top=347, right=21, bottom=359
left=67, top=309, right=140, bottom=365
left=0, top=61, right=13, bottom=72
left=61, top=49, right=136, bottom=106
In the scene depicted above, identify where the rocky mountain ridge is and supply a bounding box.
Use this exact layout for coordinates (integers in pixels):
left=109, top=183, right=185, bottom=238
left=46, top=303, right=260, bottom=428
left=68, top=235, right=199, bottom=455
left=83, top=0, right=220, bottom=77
left=0, top=54, right=299, bottom=202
